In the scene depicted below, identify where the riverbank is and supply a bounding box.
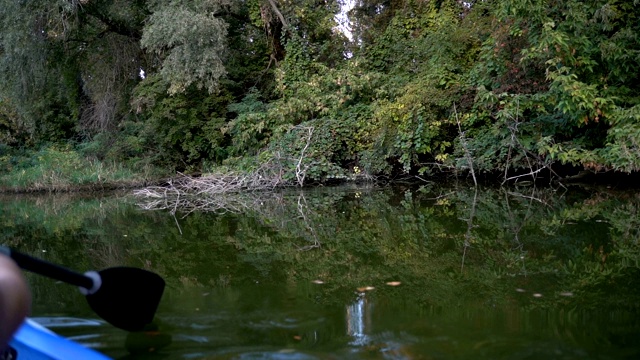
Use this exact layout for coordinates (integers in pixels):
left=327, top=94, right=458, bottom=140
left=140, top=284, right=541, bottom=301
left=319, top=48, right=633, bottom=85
left=0, top=146, right=167, bottom=193
left=0, top=144, right=376, bottom=194
left=3, top=145, right=640, bottom=194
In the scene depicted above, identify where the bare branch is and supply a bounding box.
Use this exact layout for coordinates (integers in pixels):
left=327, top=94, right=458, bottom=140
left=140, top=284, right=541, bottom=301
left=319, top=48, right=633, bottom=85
left=295, top=126, right=313, bottom=186
left=454, top=103, right=477, bottom=187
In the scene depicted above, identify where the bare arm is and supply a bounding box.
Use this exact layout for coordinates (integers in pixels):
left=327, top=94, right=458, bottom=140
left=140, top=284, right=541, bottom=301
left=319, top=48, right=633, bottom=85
left=0, top=254, right=31, bottom=349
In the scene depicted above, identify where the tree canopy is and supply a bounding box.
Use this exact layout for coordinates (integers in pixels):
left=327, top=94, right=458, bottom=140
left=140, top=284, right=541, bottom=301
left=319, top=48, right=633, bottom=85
left=1, top=0, right=639, bottom=181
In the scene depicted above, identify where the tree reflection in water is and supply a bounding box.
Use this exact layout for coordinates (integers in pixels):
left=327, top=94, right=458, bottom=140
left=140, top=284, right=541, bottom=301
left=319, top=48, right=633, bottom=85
left=3, top=185, right=640, bottom=358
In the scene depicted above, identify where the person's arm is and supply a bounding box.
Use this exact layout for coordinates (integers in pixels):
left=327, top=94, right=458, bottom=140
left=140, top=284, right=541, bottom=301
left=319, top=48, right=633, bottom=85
left=0, top=254, right=31, bottom=349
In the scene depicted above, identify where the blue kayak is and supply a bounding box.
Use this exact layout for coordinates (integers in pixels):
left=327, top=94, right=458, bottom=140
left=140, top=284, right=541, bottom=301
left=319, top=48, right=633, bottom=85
left=8, top=319, right=111, bottom=360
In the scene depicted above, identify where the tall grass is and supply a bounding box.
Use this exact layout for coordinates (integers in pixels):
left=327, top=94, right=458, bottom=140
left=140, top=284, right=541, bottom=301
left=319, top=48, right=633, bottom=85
left=0, top=146, right=164, bottom=192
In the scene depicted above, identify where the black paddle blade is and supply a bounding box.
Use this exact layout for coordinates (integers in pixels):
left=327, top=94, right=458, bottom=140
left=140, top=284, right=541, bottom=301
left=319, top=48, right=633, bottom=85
left=86, top=267, right=165, bottom=332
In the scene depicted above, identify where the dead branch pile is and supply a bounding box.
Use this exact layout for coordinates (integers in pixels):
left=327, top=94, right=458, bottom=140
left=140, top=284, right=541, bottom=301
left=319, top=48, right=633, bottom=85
left=132, top=159, right=299, bottom=213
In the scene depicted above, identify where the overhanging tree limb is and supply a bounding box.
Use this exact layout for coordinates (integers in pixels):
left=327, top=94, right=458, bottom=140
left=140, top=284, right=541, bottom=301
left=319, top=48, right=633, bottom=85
left=267, top=0, right=288, bottom=29
left=81, top=3, right=144, bottom=38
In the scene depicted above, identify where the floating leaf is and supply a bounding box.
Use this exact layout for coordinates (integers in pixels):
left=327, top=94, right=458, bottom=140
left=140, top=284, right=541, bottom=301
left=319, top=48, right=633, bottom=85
left=357, top=286, right=375, bottom=292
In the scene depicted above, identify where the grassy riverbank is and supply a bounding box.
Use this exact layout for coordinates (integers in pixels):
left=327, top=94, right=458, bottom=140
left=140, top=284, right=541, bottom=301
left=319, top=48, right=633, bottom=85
left=0, top=146, right=167, bottom=192
left=4, top=144, right=639, bottom=194
left=0, top=143, right=377, bottom=193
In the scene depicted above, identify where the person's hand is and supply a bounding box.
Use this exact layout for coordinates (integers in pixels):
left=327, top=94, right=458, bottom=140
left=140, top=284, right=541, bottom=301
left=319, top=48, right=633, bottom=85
left=0, top=254, right=31, bottom=349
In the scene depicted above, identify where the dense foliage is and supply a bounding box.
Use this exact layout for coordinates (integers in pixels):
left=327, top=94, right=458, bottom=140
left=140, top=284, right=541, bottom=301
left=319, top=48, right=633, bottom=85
left=1, top=0, right=639, bottom=183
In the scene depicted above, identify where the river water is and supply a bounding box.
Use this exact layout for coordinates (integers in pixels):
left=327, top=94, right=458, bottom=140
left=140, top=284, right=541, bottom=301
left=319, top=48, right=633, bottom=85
left=1, top=184, right=639, bottom=359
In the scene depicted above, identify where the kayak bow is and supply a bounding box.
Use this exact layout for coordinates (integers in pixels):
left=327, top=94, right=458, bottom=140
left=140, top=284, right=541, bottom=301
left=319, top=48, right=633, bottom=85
left=8, top=319, right=111, bottom=360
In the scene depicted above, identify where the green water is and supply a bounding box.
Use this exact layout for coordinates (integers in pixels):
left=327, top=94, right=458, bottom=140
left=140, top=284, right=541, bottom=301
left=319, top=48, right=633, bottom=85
left=1, top=184, right=639, bottom=359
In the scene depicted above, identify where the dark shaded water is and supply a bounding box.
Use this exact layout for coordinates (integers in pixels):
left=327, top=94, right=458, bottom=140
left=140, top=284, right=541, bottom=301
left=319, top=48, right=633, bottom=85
left=1, top=184, right=639, bottom=359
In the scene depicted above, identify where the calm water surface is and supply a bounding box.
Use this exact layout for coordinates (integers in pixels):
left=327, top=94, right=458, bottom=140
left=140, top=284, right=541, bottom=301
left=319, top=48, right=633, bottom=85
left=1, top=184, right=639, bottom=359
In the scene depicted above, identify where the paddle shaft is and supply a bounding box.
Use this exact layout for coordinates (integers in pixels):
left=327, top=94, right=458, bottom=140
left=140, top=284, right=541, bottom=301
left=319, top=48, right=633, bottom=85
left=0, top=246, right=93, bottom=290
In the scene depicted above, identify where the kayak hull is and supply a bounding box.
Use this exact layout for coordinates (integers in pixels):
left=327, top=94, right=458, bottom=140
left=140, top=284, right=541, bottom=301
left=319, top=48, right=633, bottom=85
left=8, top=319, right=111, bottom=360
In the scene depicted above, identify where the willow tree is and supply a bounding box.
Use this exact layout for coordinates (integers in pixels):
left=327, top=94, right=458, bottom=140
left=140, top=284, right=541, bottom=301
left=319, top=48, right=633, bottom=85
left=141, top=0, right=230, bottom=95
left=0, top=0, right=249, bottom=171
left=0, top=0, right=77, bottom=142
left=0, top=0, right=149, bottom=143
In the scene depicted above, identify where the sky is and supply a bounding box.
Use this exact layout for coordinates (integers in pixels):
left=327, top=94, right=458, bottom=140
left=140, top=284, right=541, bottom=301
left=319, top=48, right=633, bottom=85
left=335, top=0, right=356, bottom=42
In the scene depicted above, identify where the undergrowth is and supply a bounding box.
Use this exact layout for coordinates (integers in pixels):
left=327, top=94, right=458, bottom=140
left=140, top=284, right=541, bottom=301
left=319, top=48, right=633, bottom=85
left=0, top=145, right=166, bottom=192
